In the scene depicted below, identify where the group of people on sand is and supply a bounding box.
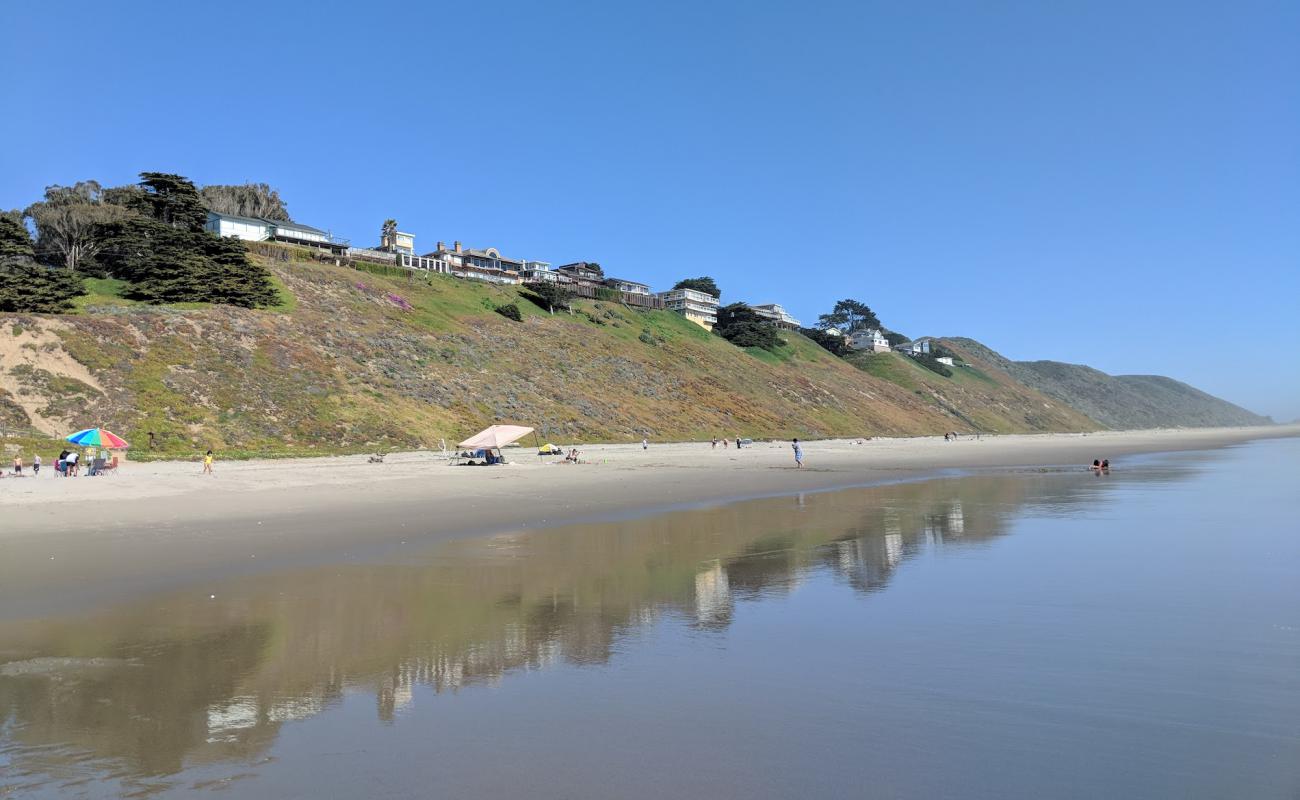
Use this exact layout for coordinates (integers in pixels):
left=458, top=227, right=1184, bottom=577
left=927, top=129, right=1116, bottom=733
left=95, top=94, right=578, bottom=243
left=710, top=436, right=744, bottom=449
left=4, top=454, right=38, bottom=477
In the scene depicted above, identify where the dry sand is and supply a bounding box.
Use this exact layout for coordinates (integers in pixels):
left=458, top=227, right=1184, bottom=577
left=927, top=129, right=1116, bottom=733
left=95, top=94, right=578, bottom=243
left=1, top=425, right=1295, bottom=619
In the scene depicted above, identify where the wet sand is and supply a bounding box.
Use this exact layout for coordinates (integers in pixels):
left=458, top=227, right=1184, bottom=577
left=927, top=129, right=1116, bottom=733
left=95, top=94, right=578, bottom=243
left=0, top=425, right=1295, bottom=619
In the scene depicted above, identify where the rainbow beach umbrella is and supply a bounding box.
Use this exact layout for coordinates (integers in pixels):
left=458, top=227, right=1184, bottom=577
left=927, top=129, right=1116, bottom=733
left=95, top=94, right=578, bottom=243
left=66, top=428, right=130, bottom=449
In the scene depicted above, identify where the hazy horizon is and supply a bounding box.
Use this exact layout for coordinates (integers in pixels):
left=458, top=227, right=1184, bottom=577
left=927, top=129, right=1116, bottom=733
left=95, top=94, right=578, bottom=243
left=3, top=1, right=1297, bottom=419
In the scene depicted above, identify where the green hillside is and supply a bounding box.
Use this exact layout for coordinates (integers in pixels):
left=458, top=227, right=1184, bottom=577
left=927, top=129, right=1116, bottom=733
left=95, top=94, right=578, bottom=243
left=946, top=338, right=1271, bottom=428
left=844, top=349, right=1099, bottom=433
left=0, top=249, right=1268, bottom=458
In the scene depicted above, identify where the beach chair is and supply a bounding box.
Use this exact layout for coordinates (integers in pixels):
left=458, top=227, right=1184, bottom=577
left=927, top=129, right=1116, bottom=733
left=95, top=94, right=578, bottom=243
left=101, top=456, right=119, bottom=476
left=89, top=457, right=107, bottom=476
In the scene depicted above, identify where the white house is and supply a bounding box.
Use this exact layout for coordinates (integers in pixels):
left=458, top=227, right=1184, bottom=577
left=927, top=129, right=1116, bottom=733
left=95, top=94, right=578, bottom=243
left=606, top=277, right=651, bottom=296
left=848, top=327, right=891, bottom=352
left=936, top=356, right=955, bottom=366
left=747, top=303, right=801, bottom=330
left=894, top=339, right=931, bottom=356
left=656, top=288, right=719, bottom=329
left=206, top=212, right=337, bottom=249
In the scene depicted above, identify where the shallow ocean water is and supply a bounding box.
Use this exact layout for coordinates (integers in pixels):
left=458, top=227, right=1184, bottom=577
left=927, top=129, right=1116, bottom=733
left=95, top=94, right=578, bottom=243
left=1, top=439, right=1297, bottom=798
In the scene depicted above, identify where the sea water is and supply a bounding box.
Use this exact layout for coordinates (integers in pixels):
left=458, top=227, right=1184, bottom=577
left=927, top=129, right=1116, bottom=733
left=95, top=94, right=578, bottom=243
left=1, top=439, right=1297, bottom=798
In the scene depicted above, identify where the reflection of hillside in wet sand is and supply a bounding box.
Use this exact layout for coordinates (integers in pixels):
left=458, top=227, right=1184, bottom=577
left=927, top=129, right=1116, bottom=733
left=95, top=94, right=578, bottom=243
left=0, top=470, right=1153, bottom=789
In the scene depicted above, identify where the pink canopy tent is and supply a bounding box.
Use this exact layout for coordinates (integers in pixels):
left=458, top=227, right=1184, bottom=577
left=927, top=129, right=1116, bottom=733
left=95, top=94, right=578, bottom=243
left=455, top=425, right=540, bottom=464
left=457, top=425, right=536, bottom=450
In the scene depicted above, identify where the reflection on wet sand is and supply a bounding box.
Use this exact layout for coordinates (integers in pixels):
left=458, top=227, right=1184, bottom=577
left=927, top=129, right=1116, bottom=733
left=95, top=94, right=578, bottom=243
left=0, top=470, right=1152, bottom=793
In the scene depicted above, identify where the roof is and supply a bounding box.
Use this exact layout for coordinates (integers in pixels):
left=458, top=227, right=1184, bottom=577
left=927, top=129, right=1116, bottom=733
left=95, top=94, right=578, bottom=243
left=209, top=211, right=326, bottom=235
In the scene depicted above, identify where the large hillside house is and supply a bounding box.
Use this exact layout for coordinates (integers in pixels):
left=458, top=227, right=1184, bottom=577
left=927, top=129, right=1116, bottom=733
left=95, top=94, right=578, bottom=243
left=747, top=303, right=801, bottom=330
left=206, top=212, right=346, bottom=253
left=554, top=262, right=606, bottom=286
left=848, top=327, right=891, bottom=352
left=657, top=288, right=719, bottom=329
left=418, top=241, right=545, bottom=285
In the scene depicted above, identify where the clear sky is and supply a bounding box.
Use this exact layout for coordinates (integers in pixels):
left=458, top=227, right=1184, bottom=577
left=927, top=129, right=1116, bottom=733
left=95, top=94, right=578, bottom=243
left=4, top=0, right=1298, bottom=419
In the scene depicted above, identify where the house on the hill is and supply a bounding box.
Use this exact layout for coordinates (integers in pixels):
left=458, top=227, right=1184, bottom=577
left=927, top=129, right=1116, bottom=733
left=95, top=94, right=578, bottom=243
left=417, top=241, right=545, bottom=285
left=936, top=356, right=955, bottom=366
left=747, top=303, right=801, bottom=330
left=554, top=262, right=606, bottom=286
left=206, top=212, right=346, bottom=253
left=657, top=288, right=719, bottom=330
left=848, top=328, right=891, bottom=352
left=894, top=339, right=931, bottom=357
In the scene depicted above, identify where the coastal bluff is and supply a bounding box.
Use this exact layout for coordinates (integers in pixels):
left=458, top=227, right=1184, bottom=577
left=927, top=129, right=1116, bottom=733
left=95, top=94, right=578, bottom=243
left=0, top=252, right=1270, bottom=456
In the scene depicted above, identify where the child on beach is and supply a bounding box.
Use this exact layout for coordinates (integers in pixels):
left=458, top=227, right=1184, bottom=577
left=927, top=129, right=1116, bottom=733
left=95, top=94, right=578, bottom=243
left=32, top=454, right=40, bottom=476
left=202, top=450, right=214, bottom=475
left=12, top=455, right=21, bottom=475
left=792, top=438, right=804, bottom=468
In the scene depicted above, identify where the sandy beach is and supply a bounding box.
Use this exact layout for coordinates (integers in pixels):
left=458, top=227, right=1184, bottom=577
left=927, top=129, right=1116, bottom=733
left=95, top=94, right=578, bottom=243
left=4, top=425, right=1295, bottom=532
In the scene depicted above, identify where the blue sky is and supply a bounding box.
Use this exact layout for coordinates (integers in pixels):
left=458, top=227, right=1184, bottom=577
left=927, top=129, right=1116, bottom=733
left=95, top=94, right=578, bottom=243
left=3, top=0, right=1298, bottom=419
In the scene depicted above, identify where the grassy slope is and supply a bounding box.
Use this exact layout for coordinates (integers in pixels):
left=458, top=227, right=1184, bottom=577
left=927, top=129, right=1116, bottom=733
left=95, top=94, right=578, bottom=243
left=3, top=253, right=980, bottom=456
left=946, top=337, right=1270, bottom=428
left=844, top=347, right=1100, bottom=433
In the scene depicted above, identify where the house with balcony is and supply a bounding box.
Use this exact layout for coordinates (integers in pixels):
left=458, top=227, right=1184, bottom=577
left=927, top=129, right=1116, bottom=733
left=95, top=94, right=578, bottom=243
left=419, top=241, right=539, bottom=285
left=605, top=277, right=651, bottom=296
left=848, top=327, right=891, bottom=352
left=379, top=229, right=416, bottom=255
left=747, top=303, right=802, bottom=330
left=657, top=287, right=719, bottom=330
left=554, top=262, right=606, bottom=286
left=206, top=211, right=347, bottom=253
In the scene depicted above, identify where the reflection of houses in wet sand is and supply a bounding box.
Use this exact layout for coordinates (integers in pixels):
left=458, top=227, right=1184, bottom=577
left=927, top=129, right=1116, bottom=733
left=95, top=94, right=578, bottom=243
left=1, top=472, right=1124, bottom=790
left=694, top=561, right=733, bottom=627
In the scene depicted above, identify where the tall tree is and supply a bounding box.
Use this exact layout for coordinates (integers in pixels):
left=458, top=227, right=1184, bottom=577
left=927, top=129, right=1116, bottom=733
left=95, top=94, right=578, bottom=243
left=129, top=173, right=210, bottom=231
left=0, top=211, right=35, bottom=259
left=713, top=302, right=781, bottom=351
left=816, top=299, right=881, bottom=334
left=23, top=182, right=128, bottom=271
left=382, top=219, right=398, bottom=242
left=199, top=183, right=291, bottom=221
left=672, top=276, right=721, bottom=298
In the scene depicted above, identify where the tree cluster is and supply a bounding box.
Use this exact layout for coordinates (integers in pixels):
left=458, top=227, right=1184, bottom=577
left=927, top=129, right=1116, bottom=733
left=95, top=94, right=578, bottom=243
left=16, top=172, right=280, bottom=309
left=522, top=282, right=576, bottom=314
left=199, top=183, right=291, bottom=221
left=800, top=326, right=849, bottom=356
left=816, top=298, right=880, bottom=335
left=0, top=212, right=83, bottom=313
left=714, top=302, right=782, bottom=351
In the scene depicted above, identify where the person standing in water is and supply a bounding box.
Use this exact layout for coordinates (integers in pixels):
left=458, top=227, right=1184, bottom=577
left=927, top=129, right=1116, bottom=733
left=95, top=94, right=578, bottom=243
left=792, top=438, right=804, bottom=468
left=202, top=450, right=215, bottom=475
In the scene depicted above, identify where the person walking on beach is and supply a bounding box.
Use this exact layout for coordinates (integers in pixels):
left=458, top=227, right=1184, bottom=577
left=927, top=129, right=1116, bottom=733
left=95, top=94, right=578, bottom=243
left=202, top=450, right=215, bottom=475
left=792, top=438, right=804, bottom=468
left=642, top=437, right=648, bottom=450
left=32, top=453, right=40, bottom=476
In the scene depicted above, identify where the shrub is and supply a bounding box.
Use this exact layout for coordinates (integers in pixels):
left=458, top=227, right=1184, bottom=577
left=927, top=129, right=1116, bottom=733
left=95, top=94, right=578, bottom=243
left=495, top=303, right=522, bottom=322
